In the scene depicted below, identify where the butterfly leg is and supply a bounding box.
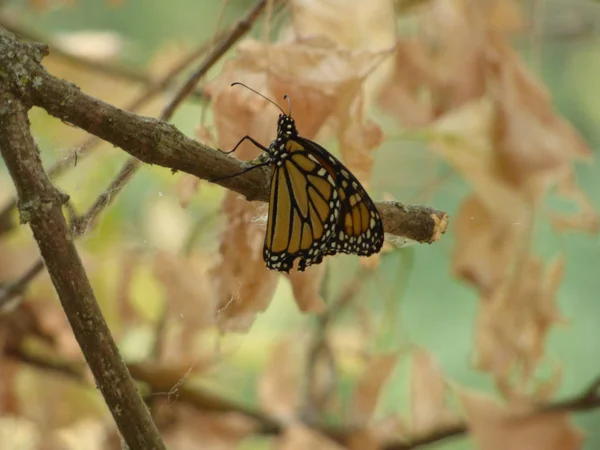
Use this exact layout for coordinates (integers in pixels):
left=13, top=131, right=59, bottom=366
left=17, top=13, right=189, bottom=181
left=211, top=161, right=271, bottom=183
left=220, top=135, right=269, bottom=154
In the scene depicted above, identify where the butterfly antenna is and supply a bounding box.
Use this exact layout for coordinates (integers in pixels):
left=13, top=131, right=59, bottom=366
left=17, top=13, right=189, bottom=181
left=231, top=82, right=286, bottom=115
left=283, top=94, right=292, bottom=117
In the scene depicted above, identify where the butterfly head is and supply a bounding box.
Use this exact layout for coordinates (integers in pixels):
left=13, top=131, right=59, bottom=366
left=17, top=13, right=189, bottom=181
left=277, top=114, right=298, bottom=138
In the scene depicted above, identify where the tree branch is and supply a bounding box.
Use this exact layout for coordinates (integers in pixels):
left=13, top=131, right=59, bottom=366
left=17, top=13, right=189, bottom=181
left=0, top=0, right=276, bottom=308
left=0, top=84, right=165, bottom=449
left=0, top=23, right=448, bottom=308
left=0, top=27, right=212, bottom=236
left=0, top=25, right=448, bottom=233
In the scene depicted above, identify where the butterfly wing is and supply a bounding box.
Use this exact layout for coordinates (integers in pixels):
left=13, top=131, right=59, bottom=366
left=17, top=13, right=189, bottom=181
left=293, top=137, right=384, bottom=259
left=263, top=139, right=341, bottom=273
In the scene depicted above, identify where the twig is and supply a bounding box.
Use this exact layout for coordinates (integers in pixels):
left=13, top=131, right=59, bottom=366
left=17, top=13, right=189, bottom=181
left=161, top=0, right=277, bottom=118
left=0, top=80, right=165, bottom=449
left=383, top=373, right=600, bottom=450
left=0, top=260, right=44, bottom=310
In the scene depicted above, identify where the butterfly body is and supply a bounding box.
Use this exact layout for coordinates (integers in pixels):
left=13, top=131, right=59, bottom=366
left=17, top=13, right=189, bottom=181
left=259, top=114, right=384, bottom=272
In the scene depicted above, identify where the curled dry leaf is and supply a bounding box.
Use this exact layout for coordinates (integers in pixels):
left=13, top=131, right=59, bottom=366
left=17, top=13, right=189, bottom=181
left=378, top=0, right=523, bottom=125
left=489, top=34, right=592, bottom=191
left=336, top=99, right=384, bottom=188
left=210, top=195, right=278, bottom=333
left=473, top=255, right=567, bottom=397
left=410, top=348, right=459, bottom=435
left=379, top=0, right=593, bottom=234
left=258, top=337, right=305, bottom=422
left=205, top=66, right=280, bottom=333
left=459, top=389, right=583, bottom=450
left=290, top=0, right=396, bottom=52
left=290, top=0, right=397, bottom=106
left=452, top=196, right=521, bottom=296
left=379, top=0, right=488, bottom=123
left=351, top=352, right=398, bottom=424
left=376, top=38, right=437, bottom=127
left=431, top=98, right=530, bottom=221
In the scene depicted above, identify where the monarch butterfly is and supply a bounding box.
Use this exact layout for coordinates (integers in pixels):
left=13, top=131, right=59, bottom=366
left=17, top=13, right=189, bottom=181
left=214, top=83, right=384, bottom=273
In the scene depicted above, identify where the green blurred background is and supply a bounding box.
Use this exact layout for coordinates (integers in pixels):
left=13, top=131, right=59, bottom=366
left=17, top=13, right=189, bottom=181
left=1, top=0, right=599, bottom=449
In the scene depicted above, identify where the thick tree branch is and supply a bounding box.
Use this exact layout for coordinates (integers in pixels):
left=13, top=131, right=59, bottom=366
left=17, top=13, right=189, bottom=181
left=0, top=87, right=165, bottom=448
left=0, top=25, right=448, bottom=239
left=0, top=0, right=274, bottom=308
left=0, top=29, right=211, bottom=236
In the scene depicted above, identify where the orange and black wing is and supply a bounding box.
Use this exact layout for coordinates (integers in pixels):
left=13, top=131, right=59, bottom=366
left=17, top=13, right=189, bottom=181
left=263, top=137, right=384, bottom=273
left=263, top=139, right=341, bottom=272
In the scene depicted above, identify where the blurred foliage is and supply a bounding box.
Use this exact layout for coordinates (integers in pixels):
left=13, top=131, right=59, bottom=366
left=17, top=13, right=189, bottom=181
left=1, top=0, right=600, bottom=449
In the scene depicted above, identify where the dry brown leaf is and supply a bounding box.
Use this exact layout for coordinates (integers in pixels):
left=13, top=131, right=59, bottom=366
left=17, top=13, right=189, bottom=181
left=285, top=264, right=326, bottom=313
left=212, top=37, right=389, bottom=170
left=205, top=68, right=280, bottom=332
left=210, top=196, right=278, bottom=333
left=378, top=0, right=490, bottom=122
left=258, top=337, right=305, bottom=422
left=421, top=0, right=490, bottom=113
left=459, top=389, right=583, bottom=450
left=432, top=98, right=530, bottom=220
left=473, top=255, right=567, bottom=396
left=276, top=424, right=345, bottom=450
left=376, top=38, right=436, bottom=126
left=452, top=196, right=521, bottom=296
left=336, top=99, right=384, bottom=187
left=291, top=0, right=396, bottom=52
left=489, top=35, right=592, bottom=191
left=290, top=0, right=397, bottom=106
left=409, top=348, right=458, bottom=435
left=351, top=353, right=398, bottom=423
